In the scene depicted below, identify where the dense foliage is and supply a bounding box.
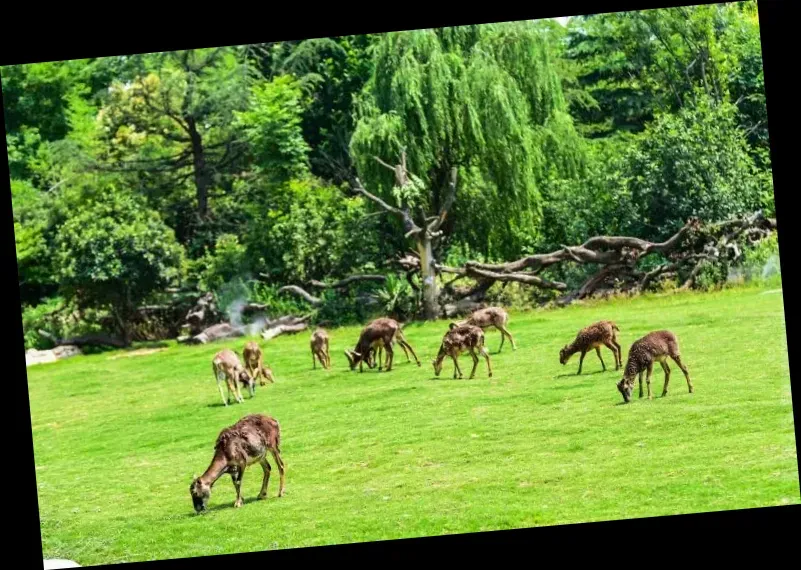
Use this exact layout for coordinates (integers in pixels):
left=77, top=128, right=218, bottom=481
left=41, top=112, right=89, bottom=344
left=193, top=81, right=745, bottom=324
left=4, top=1, right=777, bottom=348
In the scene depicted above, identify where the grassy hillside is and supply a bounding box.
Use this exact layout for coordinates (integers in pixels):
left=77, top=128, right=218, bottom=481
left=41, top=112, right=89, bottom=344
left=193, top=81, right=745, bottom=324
left=28, top=283, right=798, bottom=565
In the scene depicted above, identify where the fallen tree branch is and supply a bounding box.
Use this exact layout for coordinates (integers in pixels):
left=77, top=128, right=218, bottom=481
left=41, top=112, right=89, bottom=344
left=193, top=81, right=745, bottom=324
left=37, top=330, right=130, bottom=348
left=277, top=285, right=322, bottom=306
left=307, top=274, right=387, bottom=289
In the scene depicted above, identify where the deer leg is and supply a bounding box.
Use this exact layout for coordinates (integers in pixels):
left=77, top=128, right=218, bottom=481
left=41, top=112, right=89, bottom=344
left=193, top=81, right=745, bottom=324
left=217, top=379, right=228, bottom=407
left=399, top=341, right=411, bottom=363
left=399, top=339, right=421, bottom=366
left=258, top=357, right=267, bottom=386
left=497, top=327, right=505, bottom=353
left=312, top=347, right=317, bottom=370
left=480, top=346, right=493, bottom=377
left=595, top=347, right=606, bottom=371
left=270, top=448, right=286, bottom=497
left=660, top=361, right=671, bottom=397
left=645, top=362, right=654, bottom=400
left=231, top=465, right=245, bottom=508
left=671, top=354, right=693, bottom=393
left=378, top=346, right=384, bottom=371
left=612, top=341, right=622, bottom=369
left=498, top=325, right=517, bottom=351
left=638, top=371, right=644, bottom=399
left=384, top=344, right=394, bottom=372
left=258, top=457, right=272, bottom=499
left=233, top=377, right=245, bottom=403
left=577, top=350, right=587, bottom=375
left=451, top=354, right=463, bottom=379
left=324, top=340, right=331, bottom=369
left=468, top=349, right=480, bottom=379
left=603, top=341, right=618, bottom=371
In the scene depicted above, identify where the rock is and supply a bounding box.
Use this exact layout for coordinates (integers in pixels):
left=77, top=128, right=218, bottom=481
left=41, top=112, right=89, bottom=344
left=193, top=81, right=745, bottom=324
left=25, top=349, right=58, bottom=367
left=53, top=345, right=82, bottom=360
left=26, top=345, right=83, bottom=367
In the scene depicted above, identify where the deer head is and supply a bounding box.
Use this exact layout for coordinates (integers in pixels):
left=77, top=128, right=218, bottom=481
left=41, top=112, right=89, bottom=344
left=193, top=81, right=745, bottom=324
left=344, top=350, right=362, bottom=370
left=432, top=345, right=446, bottom=376
left=617, top=377, right=633, bottom=403
left=190, top=476, right=211, bottom=514
left=559, top=346, right=571, bottom=365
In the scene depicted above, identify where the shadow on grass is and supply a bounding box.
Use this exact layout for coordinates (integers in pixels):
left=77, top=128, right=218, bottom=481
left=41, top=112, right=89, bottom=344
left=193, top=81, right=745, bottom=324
left=183, top=495, right=282, bottom=517
left=553, top=370, right=609, bottom=379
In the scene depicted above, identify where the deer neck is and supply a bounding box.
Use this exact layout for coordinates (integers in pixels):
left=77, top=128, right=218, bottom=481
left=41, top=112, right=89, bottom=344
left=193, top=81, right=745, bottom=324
left=199, top=451, right=229, bottom=487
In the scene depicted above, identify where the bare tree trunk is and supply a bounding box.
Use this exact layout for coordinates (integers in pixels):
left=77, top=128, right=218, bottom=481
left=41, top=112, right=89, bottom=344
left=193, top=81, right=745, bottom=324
left=186, top=116, right=210, bottom=218
left=417, top=235, right=440, bottom=320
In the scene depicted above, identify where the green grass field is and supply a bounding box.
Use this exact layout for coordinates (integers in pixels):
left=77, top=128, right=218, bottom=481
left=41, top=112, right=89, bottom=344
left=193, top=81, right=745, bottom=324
left=29, top=283, right=799, bottom=565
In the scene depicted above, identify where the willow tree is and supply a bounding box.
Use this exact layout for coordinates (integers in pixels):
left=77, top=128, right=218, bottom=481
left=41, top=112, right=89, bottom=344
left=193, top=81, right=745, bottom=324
left=349, top=23, right=585, bottom=319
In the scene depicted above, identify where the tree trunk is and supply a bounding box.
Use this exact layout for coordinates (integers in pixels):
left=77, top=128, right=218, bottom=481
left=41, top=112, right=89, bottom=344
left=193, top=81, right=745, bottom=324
left=417, top=235, right=439, bottom=320
left=186, top=116, right=210, bottom=218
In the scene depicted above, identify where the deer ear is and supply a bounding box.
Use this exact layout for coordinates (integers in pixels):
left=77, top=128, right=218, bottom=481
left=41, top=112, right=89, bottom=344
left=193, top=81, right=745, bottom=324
left=353, top=351, right=361, bottom=358
left=448, top=323, right=457, bottom=330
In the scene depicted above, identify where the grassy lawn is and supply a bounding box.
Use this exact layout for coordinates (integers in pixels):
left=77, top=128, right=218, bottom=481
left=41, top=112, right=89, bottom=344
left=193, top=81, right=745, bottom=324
left=28, top=283, right=798, bottom=565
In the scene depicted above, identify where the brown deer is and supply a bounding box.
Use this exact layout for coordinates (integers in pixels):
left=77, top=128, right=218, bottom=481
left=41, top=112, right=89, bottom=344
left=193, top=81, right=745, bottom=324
left=559, top=320, right=622, bottom=375
left=310, top=328, right=331, bottom=370
left=189, top=414, right=285, bottom=513
left=212, top=349, right=253, bottom=405
left=432, top=323, right=493, bottom=379
left=456, top=307, right=516, bottom=352
left=243, top=341, right=274, bottom=386
left=616, top=330, right=694, bottom=403
left=344, top=318, right=421, bottom=372
left=365, top=338, right=414, bottom=371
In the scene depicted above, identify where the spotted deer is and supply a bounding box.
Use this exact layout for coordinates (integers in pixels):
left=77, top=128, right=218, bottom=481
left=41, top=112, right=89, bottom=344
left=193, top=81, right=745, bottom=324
left=344, top=318, right=421, bottom=372
left=365, top=337, right=414, bottom=371
left=189, top=414, right=285, bottom=513
left=559, top=320, right=622, bottom=375
left=456, top=307, right=516, bottom=352
left=616, top=330, right=693, bottom=403
left=243, top=341, right=274, bottom=386
left=310, top=328, right=331, bottom=370
left=432, top=323, right=493, bottom=379
left=212, top=349, right=252, bottom=405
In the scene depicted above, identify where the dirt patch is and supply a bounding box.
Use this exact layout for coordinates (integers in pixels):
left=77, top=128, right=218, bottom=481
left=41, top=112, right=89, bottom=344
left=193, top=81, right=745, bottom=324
left=109, top=348, right=165, bottom=360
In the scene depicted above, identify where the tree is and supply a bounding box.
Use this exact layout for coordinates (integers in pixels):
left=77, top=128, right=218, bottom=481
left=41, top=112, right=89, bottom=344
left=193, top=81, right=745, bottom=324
left=265, top=35, right=378, bottom=183
left=626, top=94, right=767, bottom=240
left=96, top=48, right=255, bottom=223
left=349, top=23, right=586, bottom=318
left=53, top=183, right=185, bottom=344
left=565, top=2, right=767, bottom=146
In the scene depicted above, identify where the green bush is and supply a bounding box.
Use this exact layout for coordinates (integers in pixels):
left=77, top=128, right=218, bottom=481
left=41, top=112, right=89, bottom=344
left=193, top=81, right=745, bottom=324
left=21, top=297, right=106, bottom=351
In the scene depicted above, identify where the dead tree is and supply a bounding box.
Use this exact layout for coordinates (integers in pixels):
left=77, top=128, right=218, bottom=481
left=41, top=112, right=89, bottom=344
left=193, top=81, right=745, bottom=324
left=445, top=211, right=776, bottom=306
left=351, top=151, right=457, bottom=320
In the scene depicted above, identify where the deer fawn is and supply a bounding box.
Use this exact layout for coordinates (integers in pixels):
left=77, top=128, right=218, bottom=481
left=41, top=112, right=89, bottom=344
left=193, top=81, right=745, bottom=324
left=616, top=330, right=693, bottom=403
left=310, top=328, right=331, bottom=370
left=344, top=318, right=421, bottom=372
left=559, top=320, right=622, bottom=375
left=456, top=307, right=516, bottom=352
left=243, top=341, right=274, bottom=386
left=190, top=414, right=285, bottom=512
left=432, top=323, right=493, bottom=379
left=211, top=349, right=253, bottom=405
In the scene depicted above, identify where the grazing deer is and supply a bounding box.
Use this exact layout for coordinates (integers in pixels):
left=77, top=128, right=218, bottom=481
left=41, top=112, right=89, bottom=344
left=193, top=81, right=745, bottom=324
left=189, top=414, right=285, bottom=513
left=365, top=339, right=414, bottom=371
left=559, top=320, right=622, bottom=375
left=344, top=318, right=421, bottom=372
left=243, top=341, right=274, bottom=386
left=616, top=330, right=694, bottom=403
left=456, top=307, right=516, bottom=352
left=212, top=349, right=252, bottom=405
left=432, top=323, right=493, bottom=379
left=310, top=328, right=331, bottom=370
